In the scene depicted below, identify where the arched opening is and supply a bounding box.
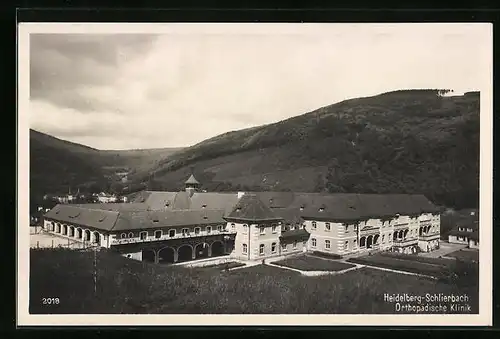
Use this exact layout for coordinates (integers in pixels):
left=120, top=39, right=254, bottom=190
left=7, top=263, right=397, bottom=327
left=56, top=224, right=61, bottom=233
left=366, top=235, right=373, bottom=249
left=360, top=237, right=366, bottom=247
left=177, top=245, right=193, bottom=262
left=373, top=234, right=380, bottom=245
left=50, top=222, right=55, bottom=231
left=62, top=225, right=67, bottom=235
left=404, top=229, right=409, bottom=239
left=69, top=226, right=75, bottom=237
left=211, top=241, right=225, bottom=257
left=93, top=232, right=100, bottom=244
left=158, top=247, right=175, bottom=264
left=84, top=230, right=91, bottom=242
left=419, top=227, right=423, bottom=236
left=77, top=228, right=83, bottom=239
left=195, top=243, right=209, bottom=259
left=393, top=232, right=397, bottom=241
left=142, top=249, right=156, bottom=263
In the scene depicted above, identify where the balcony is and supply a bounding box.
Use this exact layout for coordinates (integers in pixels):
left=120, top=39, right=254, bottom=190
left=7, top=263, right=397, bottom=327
left=418, top=233, right=440, bottom=241
left=392, top=237, right=418, bottom=246
left=110, top=229, right=237, bottom=246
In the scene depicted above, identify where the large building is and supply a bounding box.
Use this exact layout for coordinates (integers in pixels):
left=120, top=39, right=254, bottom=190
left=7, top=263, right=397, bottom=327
left=42, top=175, right=442, bottom=263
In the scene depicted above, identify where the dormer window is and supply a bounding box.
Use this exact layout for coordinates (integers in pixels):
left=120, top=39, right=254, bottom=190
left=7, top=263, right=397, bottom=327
left=202, top=204, right=207, bottom=209
left=319, top=207, right=325, bottom=212
left=300, top=205, right=304, bottom=211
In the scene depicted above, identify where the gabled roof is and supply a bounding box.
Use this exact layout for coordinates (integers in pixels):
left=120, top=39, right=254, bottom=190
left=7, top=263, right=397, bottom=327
left=185, top=174, right=199, bottom=185
left=225, top=193, right=282, bottom=222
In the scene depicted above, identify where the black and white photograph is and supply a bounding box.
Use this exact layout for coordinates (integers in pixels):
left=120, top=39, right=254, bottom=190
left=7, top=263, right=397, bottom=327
left=17, top=23, right=492, bottom=326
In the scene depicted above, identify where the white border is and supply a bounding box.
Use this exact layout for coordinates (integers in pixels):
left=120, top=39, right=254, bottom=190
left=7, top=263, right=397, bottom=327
left=17, top=22, right=493, bottom=327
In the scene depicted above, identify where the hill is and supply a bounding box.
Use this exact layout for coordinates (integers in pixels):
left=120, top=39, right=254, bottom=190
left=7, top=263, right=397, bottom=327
left=29, top=129, right=182, bottom=203
left=131, top=89, right=480, bottom=209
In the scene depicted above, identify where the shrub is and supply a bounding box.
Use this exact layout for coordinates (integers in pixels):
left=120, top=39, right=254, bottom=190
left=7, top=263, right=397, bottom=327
left=309, top=251, right=343, bottom=260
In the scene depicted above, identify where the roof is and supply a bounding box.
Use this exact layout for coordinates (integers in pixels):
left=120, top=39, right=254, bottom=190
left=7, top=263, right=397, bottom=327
left=71, top=203, right=149, bottom=212
left=185, top=174, right=200, bottom=185
left=190, top=192, right=240, bottom=214
left=279, top=228, right=310, bottom=240
left=44, top=204, right=227, bottom=232
left=225, top=194, right=282, bottom=222
left=112, top=209, right=226, bottom=231
left=44, top=204, right=119, bottom=231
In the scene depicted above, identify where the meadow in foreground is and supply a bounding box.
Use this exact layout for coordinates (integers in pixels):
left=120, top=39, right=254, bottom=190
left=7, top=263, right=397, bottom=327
left=29, top=248, right=478, bottom=314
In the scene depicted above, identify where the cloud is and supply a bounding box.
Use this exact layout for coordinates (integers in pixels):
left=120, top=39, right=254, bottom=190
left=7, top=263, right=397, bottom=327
left=28, top=25, right=490, bottom=150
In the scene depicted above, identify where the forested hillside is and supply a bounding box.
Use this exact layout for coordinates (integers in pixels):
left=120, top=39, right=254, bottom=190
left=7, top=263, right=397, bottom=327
left=133, top=89, right=479, bottom=209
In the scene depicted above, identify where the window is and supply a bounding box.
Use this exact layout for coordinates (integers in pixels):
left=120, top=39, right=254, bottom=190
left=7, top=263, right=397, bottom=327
left=202, top=204, right=207, bottom=209
left=293, top=241, right=297, bottom=249
left=344, top=241, right=349, bottom=250
left=242, top=243, right=248, bottom=254
left=353, top=239, right=357, bottom=247
left=259, top=244, right=265, bottom=255
left=182, top=228, right=189, bottom=236
left=319, top=207, right=325, bottom=212
left=300, top=205, right=304, bottom=211
left=382, top=234, right=385, bottom=243
left=312, top=221, right=317, bottom=229
left=325, top=240, right=331, bottom=249
left=154, top=230, right=162, bottom=239
left=243, top=224, right=248, bottom=233
left=388, top=233, right=392, bottom=241
left=354, top=224, right=358, bottom=231
left=169, top=229, right=176, bottom=237
left=282, top=243, right=287, bottom=251
left=311, top=238, right=317, bottom=247
left=128, top=232, right=134, bottom=238
left=140, top=231, right=147, bottom=240
left=302, top=223, right=306, bottom=229
left=272, top=224, right=277, bottom=233
left=217, top=225, right=223, bottom=232
left=260, top=226, right=265, bottom=235
left=206, top=226, right=212, bottom=234
left=271, top=242, right=277, bottom=253
left=231, top=223, right=235, bottom=230
left=121, top=233, right=126, bottom=239
left=194, top=227, right=201, bottom=235
left=289, top=224, right=295, bottom=231
left=345, top=224, right=349, bottom=232
left=325, top=222, right=331, bottom=231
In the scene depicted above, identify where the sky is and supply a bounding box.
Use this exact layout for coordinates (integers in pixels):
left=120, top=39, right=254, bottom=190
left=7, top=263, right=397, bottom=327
left=28, top=23, right=491, bottom=150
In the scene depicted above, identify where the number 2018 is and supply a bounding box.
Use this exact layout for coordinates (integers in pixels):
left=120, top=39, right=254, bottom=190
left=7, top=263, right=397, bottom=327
left=42, top=297, right=60, bottom=305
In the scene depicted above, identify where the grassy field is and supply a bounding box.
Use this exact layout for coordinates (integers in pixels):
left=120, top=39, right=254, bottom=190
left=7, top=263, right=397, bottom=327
left=378, top=252, right=457, bottom=267
left=273, top=255, right=355, bottom=271
left=29, top=248, right=478, bottom=314
left=446, top=249, right=479, bottom=262
left=348, top=252, right=478, bottom=280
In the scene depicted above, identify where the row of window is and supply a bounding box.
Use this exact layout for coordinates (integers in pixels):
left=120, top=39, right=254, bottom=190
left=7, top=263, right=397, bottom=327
left=240, top=224, right=280, bottom=235
left=119, top=225, right=226, bottom=240
left=242, top=241, right=305, bottom=255
left=310, top=238, right=355, bottom=250
left=310, top=221, right=359, bottom=232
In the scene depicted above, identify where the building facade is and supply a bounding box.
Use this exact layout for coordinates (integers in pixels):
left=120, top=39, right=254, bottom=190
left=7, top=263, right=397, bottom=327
left=448, top=212, right=479, bottom=249
left=42, top=175, right=442, bottom=263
